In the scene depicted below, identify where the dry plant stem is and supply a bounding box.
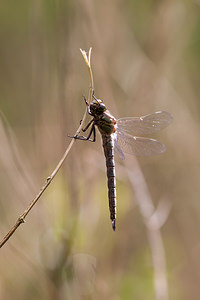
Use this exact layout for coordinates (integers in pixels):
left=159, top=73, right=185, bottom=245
left=80, top=48, right=94, bottom=101
left=0, top=48, right=93, bottom=248
left=125, top=158, right=168, bottom=300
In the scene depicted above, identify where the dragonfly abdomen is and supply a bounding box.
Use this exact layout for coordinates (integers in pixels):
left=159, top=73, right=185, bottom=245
left=102, top=134, right=116, bottom=231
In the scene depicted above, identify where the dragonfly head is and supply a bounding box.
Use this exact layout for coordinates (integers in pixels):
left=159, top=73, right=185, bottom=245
left=89, top=99, right=107, bottom=116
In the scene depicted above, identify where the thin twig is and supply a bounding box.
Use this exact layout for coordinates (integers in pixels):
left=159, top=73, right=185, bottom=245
left=125, top=158, right=168, bottom=300
left=0, top=48, right=93, bottom=248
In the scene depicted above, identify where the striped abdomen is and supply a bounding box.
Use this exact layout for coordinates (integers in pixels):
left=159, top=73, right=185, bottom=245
left=102, top=134, right=116, bottom=231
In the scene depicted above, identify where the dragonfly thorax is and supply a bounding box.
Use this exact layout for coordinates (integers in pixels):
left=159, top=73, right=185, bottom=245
left=89, top=100, right=107, bottom=116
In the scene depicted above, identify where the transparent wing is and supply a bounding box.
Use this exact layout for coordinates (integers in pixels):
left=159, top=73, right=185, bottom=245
left=115, top=131, right=166, bottom=157
left=117, top=111, right=173, bottom=136
left=114, top=134, right=125, bottom=160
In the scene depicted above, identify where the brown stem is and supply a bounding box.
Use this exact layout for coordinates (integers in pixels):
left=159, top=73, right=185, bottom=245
left=0, top=48, right=93, bottom=248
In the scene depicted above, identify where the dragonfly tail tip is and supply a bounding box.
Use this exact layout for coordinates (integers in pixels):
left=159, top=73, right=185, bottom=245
left=112, top=220, right=116, bottom=231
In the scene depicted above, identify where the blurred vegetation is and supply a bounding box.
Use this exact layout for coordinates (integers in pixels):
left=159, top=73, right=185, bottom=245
left=1, top=0, right=200, bottom=299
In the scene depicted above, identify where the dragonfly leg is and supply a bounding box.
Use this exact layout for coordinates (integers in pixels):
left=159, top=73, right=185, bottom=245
left=91, top=125, right=96, bottom=142
left=82, top=124, right=95, bottom=142
left=83, top=96, right=93, bottom=116
left=69, top=124, right=96, bottom=142
left=82, top=119, right=94, bottom=132
left=92, top=93, right=101, bottom=104
left=83, top=95, right=89, bottom=106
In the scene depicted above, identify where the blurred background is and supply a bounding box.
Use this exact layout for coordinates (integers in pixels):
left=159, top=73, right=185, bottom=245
left=0, top=0, right=200, bottom=299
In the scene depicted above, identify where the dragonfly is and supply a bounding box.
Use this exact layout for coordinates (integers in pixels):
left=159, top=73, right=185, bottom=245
left=73, top=93, right=173, bottom=231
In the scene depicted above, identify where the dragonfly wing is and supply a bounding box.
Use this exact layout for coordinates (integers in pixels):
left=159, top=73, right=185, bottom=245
left=116, top=131, right=166, bottom=156
left=113, top=134, right=125, bottom=160
left=117, top=111, right=173, bottom=136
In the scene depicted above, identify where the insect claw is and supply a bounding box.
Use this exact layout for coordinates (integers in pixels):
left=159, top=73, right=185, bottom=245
left=67, top=134, right=77, bottom=139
